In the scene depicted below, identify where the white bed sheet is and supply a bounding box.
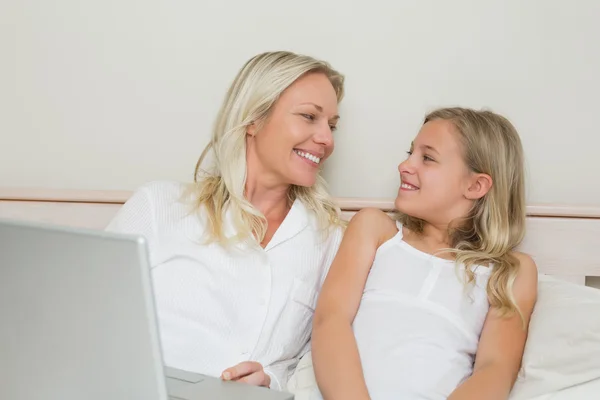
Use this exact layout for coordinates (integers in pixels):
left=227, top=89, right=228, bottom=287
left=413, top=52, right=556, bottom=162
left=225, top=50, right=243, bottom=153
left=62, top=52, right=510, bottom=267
left=288, top=373, right=600, bottom=400
left=527, top=378, right=600, bottom=400
left=288, top=353, right=600, bottom=400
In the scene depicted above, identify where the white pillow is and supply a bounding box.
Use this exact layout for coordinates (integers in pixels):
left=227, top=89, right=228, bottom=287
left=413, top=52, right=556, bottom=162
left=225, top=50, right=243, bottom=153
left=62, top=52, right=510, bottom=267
left=288, top=275, right=600, bottom=400
left=287, top=349, right=322, bottom=400
left=509, top=275, right=600, bottom=399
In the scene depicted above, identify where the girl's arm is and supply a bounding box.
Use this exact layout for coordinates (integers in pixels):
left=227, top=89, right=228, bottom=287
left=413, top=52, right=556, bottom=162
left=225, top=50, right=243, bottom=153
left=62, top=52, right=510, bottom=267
left=311, top=208, right=397, bottom=400
left=448, top=252, right=538, bottom=400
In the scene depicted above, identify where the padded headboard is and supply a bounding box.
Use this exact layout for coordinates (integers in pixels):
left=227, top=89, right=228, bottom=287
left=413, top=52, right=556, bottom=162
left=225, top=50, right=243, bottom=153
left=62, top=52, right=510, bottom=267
left=1, top=187, right=600, bottom=287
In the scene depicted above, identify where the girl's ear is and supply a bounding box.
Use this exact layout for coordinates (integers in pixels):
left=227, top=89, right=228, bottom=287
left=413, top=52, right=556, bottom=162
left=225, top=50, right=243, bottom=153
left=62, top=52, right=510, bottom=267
left=465, top=173, right=492, bottom=200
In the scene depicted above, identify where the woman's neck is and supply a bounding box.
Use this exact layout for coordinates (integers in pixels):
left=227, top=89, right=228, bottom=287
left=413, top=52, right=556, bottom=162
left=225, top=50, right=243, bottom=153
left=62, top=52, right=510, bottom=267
left=244, top=177, right=290, bottom=220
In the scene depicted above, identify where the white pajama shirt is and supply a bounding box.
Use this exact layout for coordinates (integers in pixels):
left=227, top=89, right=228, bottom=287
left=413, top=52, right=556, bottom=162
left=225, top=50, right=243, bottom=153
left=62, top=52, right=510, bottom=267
left=105, top=181, right=342, bottom=390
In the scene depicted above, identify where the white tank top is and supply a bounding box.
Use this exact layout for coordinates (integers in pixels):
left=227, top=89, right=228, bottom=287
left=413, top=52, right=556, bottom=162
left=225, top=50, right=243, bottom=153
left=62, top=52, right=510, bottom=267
left=352, top=221, right=492, bottom=399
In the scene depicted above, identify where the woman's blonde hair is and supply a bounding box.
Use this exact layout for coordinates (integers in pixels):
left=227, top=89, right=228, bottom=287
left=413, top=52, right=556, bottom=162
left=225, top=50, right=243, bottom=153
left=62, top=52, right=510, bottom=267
left=397, top=107, right=527, bottom=319
left=187, top=51, right=345, bottom=245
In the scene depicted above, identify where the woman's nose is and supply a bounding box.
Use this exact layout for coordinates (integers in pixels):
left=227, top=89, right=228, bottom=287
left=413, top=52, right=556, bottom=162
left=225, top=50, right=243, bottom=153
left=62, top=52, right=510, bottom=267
left=314, top=123, right=334, bottom=147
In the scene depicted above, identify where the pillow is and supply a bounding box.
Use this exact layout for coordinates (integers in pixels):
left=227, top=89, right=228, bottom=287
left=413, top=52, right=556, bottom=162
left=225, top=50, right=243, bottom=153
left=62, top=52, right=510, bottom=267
left=509, top=274, right=600, bottom=399
left=287, top=349, right=322, bottom=400
left=288, top=276, right=600, bottom=400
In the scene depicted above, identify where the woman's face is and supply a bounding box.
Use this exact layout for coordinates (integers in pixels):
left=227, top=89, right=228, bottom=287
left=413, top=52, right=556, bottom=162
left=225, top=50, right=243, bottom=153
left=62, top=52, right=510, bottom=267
left=246, top=72, right=339, bottom=189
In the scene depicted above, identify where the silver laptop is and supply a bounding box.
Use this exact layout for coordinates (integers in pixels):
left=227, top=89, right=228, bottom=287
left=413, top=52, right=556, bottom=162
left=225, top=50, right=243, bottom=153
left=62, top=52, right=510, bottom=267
left=0, top=218, right=294, bottom=400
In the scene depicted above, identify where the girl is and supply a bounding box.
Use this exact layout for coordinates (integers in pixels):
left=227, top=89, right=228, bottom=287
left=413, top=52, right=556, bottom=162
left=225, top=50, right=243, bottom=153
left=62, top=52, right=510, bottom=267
left=312, top=107, right=538, bottom=399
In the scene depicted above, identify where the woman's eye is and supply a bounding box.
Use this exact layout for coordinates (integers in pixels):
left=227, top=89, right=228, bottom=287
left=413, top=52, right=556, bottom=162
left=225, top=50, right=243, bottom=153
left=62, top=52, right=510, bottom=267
left=301, top=113, right=315, bottom=121
left=329, top=125, right=337, bottom=131
left=423, top=155, right=434, bottom=162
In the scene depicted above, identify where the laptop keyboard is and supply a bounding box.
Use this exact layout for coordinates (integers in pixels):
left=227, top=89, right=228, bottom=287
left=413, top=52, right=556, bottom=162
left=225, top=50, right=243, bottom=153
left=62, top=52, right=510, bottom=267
left=164, top=366, right=206, bottom=383
left=164, top=366, right=207, bottom=399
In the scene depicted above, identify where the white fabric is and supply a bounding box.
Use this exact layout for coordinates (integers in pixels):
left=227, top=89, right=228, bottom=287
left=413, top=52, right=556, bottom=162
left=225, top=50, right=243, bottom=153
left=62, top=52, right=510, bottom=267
left=353, top=221, right=491, bottom=399
left=509, top=274, right=600, bottom=400
left=287, top=350, right=323, bottom=400
left=105, top=181, right=342, bottom=391
left=523, top=377, right=600, bottom=400
left=287, top=275, right=600, bottom=400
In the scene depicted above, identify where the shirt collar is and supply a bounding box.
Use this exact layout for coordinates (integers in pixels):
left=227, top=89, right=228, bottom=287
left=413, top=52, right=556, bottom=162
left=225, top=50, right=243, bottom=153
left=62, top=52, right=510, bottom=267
left=264, top=198, right=309, bottom=252
left=221, top=198, right=309, bottom=251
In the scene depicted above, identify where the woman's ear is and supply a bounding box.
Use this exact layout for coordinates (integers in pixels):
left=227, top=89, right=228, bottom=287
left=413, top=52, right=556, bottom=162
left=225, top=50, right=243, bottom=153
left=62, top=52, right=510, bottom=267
left=246, top=122, right=256, bottom=137
left=465, top=173, right=493, bottom=200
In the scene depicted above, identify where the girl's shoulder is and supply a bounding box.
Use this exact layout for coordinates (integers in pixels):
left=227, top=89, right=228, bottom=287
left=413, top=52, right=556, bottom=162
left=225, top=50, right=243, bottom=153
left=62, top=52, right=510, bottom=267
left=511, top=251, right=538, bottom=277
left=348, top=207, right=398, bottom=247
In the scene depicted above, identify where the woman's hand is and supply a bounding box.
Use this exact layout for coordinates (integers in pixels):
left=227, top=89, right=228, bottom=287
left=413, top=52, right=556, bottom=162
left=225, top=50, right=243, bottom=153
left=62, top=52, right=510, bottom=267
left=221, top=361, right=271, bottom=387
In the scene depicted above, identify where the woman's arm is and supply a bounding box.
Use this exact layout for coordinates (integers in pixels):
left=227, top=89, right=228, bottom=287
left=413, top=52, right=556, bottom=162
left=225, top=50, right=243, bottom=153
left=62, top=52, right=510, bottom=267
left=312, top=208, right=397, bottom=400
left=448, top=253, right=538, bottom=400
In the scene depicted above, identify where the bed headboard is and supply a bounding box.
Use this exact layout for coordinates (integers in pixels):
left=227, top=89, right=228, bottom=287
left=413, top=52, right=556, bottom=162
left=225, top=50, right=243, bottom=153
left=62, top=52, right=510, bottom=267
left=2, top=187, right=600, bottom=287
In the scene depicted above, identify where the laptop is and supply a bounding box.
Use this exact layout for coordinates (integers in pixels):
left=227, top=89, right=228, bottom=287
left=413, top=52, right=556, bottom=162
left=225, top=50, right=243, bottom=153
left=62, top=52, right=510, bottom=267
left=0, top=218, right=294, bottom=400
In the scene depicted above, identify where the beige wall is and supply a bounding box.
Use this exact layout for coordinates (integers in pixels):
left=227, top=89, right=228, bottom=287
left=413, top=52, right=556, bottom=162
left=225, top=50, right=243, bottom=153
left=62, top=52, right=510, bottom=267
left=2, top=1, right=599, bottom=204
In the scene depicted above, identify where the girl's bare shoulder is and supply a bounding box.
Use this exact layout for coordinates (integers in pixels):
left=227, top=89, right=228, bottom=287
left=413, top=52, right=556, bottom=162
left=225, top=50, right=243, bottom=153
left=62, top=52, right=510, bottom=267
left=347, top=207, right=398, bottom=246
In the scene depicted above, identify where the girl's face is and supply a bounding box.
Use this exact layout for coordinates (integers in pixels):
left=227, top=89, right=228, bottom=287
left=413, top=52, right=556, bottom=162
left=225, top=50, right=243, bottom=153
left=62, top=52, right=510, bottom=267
left=395, top=119, right=490, bottom=226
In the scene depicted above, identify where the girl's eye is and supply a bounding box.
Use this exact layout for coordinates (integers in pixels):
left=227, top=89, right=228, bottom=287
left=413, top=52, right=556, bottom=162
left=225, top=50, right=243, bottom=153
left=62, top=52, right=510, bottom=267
left=424, top=155, right=434, bottom=162
left=301, top=114, right=315, bottom=121
left=329, top=125, right=337, bottom=131
left=406, top=150, right=413, bottom=156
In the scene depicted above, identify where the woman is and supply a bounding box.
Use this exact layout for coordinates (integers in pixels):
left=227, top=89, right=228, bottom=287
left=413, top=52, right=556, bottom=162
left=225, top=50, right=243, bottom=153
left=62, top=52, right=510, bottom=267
left=312, top=107, right=538, bottom=399
left=106, top=51, right=346, bottom=391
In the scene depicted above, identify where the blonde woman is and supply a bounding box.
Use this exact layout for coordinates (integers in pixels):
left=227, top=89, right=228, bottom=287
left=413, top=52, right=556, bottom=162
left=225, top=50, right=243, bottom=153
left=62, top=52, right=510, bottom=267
left=312, top=108, right=538, bottom=400
left=106, top=51, right=345, bottom=391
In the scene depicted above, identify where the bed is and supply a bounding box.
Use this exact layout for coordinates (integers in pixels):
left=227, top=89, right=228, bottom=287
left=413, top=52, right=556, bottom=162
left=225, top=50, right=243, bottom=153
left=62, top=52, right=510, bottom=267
left=1, top=187, right=600, bottom=399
